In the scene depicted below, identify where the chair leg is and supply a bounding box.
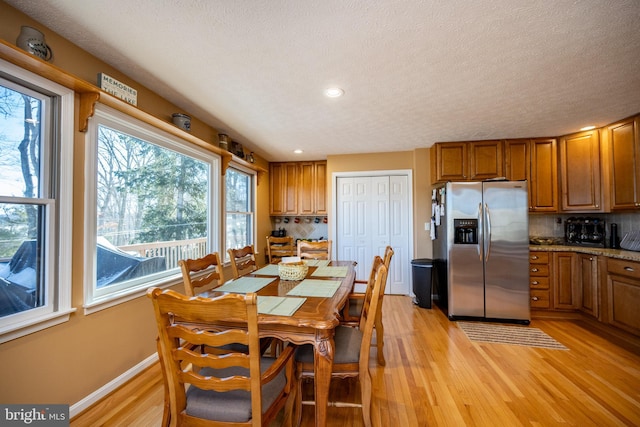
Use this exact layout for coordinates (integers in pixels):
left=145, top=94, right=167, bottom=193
left=294, top=370, right=304, bottom=427
left=360, top=372, right=373, bottom=427
left=375, top=317, right=385, bottom=366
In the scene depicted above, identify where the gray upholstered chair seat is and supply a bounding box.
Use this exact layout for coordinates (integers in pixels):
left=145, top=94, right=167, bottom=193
left=186, top=357, right=287, bottom=423
left=295, top=325, right=363, bottom=365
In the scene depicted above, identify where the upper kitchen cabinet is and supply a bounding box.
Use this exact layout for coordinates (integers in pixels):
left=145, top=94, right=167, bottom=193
left=269, top=162, right=299, bottom=215
left=298, top=161, right=327, bottom=215
left=559, top=129, right=603, bottom=212
left=431, top=140, right=503, bottom=183
left=504, top=139, right=529, bottom=181
left=270, top=161, right=327, bottom=215
left=607, top=115, right=640, bottom=210
left=431, top=142, right=468, bottom=182
left=529, top=138, right=558, bottom=212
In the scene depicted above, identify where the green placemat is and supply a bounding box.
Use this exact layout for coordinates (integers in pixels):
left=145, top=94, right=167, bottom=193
left=304, top=259, right=330, bottom=267
left=257, top=296, right=306, bottom=316
left=253, top=264, right=280, bottom=276
left=311, top=266, right=348, bottom=278
left=217, top=277, right=274, bottom=293
left=286, top=279, right=342, bottom=297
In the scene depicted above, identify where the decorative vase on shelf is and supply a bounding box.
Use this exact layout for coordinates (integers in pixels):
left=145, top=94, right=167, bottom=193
left=16, top=26, right=52, bottom=61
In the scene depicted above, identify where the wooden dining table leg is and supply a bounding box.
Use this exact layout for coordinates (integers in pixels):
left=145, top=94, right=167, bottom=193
left=314, top=330, right=335, bottom=427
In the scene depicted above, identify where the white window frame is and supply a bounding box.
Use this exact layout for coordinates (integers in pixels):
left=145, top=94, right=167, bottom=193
left=224, top=164, right=257, bottom=261
left=0, top=59, right=75, bottom=344
left=83, top=104, right=220, bottom=313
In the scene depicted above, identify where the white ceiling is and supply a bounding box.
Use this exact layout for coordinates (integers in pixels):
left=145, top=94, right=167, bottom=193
left=6, top=0, right=640, bottom=161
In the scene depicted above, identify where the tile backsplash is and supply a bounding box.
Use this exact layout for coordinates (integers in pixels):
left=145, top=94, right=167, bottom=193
left=270, top=217, right=329, bottom=241
left=529, top=212, right=640, bottom=242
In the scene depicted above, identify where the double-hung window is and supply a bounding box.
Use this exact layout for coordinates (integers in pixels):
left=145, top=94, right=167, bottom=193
left=84, top=104, right=220, bottom=312
left=0, top=59, right=74, bottom=343
left=224, top=166, right=255, bottom=259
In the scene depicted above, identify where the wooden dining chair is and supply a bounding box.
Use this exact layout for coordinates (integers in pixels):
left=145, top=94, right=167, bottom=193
left=342, top=246, right=394, bottom=365
left=266, top=235, right=295, bottom=264
left=178, top=252, right=225, bottom=297
left=294, top=257, right=388, bottom=427
left=228, top=245, right=258, bottom=279
left=148, top=288, right=297, bottom=426
left=297, top=240, right=332, bottom=260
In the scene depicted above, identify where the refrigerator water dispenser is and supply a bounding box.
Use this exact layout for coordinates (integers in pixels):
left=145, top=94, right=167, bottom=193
left=454, top=219, right=478, bottom=244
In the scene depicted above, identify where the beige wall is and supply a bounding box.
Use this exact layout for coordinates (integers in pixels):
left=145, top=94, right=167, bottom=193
left=0, top=1, right=274, bottom=407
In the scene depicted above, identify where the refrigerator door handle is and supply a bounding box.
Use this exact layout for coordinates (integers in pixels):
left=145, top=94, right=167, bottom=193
left=485, top=203, right=492, bottom=262
left=477, top=203, right=483, bottom=261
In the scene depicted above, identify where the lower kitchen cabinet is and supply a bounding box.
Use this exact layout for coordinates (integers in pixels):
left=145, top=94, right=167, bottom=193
left=606, top=258, right=640, bottom=335
left=554, top=252, right=578, bottom=310
left=578, top=253, right=599, bottom=318
left=529, top=251, right=551, bottom=309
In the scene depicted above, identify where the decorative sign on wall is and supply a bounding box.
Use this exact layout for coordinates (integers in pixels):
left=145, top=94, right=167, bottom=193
left=98, top=73, right=138, bottom=106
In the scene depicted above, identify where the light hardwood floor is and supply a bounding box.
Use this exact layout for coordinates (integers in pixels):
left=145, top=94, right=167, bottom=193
left=71, top=296, right=640, bottom=426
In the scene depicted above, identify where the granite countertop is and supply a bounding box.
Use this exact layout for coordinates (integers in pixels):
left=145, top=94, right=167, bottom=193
left=529, top=244, right=640, bottom=262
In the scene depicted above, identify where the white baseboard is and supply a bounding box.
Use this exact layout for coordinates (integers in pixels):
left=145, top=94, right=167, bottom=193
left=70, top=353, right=158, bottom=419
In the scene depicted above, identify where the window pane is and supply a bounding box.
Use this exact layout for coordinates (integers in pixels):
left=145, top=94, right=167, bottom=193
left=96, top=124, right=209, bottom=288
left=226, top=169, right=250, bottom=212
left=0, top=84, right=42, bottom=197
left=226, top=212, right=252, bottom=251
left=0, top=203, right=45, bottom=318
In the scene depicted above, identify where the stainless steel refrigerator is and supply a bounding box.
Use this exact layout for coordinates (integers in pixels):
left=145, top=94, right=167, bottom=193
left=433, top=181, right=530, bottom=324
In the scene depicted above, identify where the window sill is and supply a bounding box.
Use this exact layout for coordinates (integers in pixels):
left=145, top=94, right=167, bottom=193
left=83, top=275, right=183, bottom=315
left=0, top=308, right=77, bottom=344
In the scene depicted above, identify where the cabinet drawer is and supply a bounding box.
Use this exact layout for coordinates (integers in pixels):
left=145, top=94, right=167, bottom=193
left=608, top=258, right=640, bottom=280
left=529, top=264, right=549, bottom=276
left=529, top=252, right=549, bottom=264
left=530, top=290, right=550, bottom=309
left=529, top=276, right=550, bottom=289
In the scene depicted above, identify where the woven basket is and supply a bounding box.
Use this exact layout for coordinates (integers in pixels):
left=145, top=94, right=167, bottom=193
left=278, top=262, right=308, bottom=281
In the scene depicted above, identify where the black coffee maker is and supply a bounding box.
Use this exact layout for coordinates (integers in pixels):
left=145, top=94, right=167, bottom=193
left=564, top=217, right=606, bottom=247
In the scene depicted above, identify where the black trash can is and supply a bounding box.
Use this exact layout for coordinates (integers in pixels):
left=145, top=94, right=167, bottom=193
left=411, top=259, right=433, bottom=308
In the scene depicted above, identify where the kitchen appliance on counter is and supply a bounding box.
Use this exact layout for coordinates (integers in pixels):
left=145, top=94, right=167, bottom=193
left=433, top=181, right=530, bottom=324
left=564, top=217, right=606, bottom=247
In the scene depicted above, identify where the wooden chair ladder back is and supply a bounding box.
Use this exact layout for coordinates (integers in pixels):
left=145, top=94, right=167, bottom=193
left=148, top=288, right=296, bottom=427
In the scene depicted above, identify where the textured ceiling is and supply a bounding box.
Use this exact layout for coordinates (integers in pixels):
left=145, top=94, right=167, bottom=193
left=5, top=0, right=640, bottom=161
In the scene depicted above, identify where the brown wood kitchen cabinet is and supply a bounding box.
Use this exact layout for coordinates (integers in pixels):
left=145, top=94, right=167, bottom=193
left=298, top=161, right=327, bottom=215
left=431, top=140, right=503, bottom=183
left=559, top=129, right=603, bottom=212
left=529, top=251, right=551, bottom=309
left=270, top=161, right=327, bottom=215
left=606, top=258, right=640, bottom=335
left=269, top=162, right=299, bottom=215
left=607, top=115, right=640, bottom=210
left=578, top=253, right=599, bottom=318
left=529, top=138, right=558, bottom=212
left=553, top=252, right=578, bottom=310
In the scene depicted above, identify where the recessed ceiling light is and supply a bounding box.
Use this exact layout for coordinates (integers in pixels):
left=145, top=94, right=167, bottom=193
left=324, top=87, right=344, bottom=98
left=294, top=149, right=303, bottom=154
left=580, top=125, right=596, bottom=131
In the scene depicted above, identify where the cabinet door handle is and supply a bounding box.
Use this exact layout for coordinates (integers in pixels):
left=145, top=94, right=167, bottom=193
left=532, top=296, right=539, bottom=301
left=531, top=280, right=539, bottom=285
left=531, top=256, right=539, bottom=260
left=531, top=268, right=539, bottom=272
left=625, top=266, right=635, bottom=272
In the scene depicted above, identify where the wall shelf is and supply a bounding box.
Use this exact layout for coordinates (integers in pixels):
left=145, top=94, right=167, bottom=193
left=0, top=40, right=267, bottom=182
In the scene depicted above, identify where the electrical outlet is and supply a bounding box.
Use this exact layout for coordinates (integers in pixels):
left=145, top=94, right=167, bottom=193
left=425, top=222, right=430, bottom=231
left=556, top=217, right=562, bottom=224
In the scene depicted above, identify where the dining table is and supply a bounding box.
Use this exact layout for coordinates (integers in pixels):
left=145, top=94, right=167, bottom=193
left=200, top=259, right=356, bottom=427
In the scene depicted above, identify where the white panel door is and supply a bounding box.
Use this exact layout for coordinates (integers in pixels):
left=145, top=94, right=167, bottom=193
left=336, top=174, right=410, bottom=295
left=387, top=175, right=410, bottom=294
